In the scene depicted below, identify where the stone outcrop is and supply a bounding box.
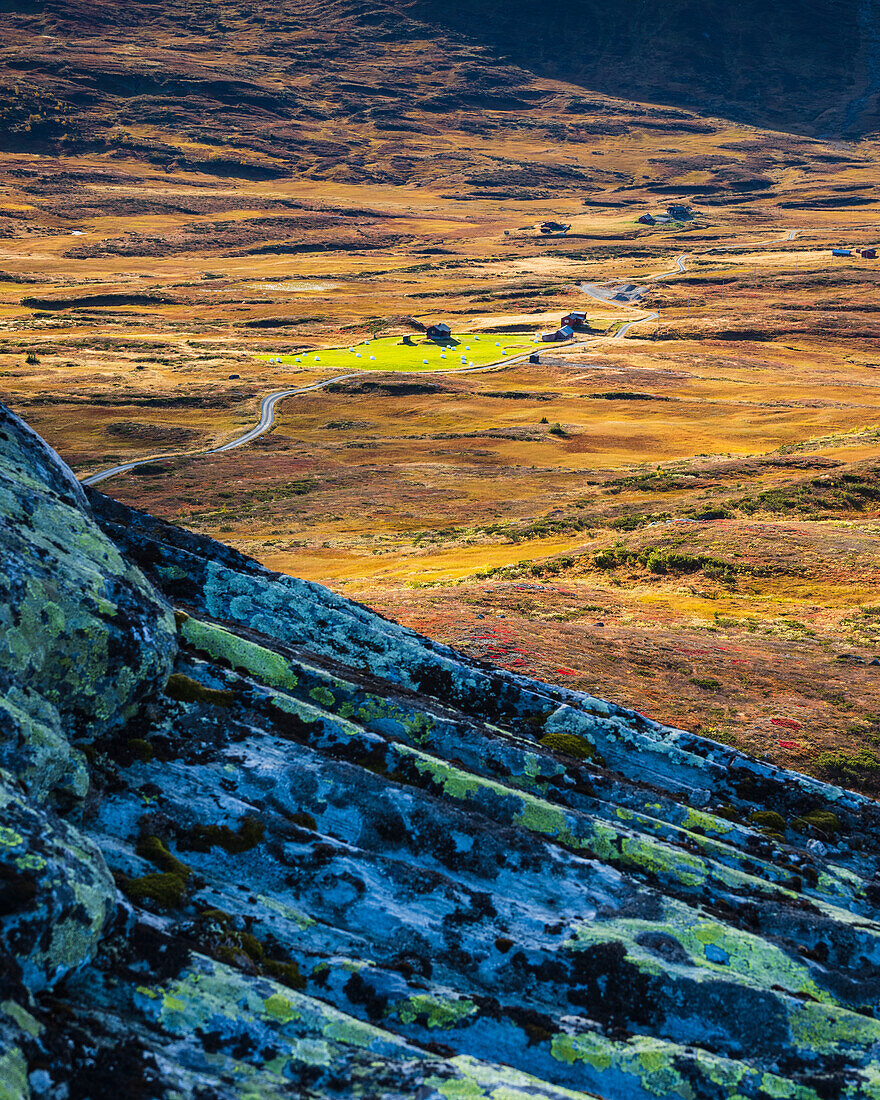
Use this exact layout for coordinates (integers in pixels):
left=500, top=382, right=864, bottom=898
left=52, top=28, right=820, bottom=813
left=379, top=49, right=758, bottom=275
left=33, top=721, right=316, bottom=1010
left=2, top=399, right=880, bottom=1099
left=0, top=405, right=177, bottom=810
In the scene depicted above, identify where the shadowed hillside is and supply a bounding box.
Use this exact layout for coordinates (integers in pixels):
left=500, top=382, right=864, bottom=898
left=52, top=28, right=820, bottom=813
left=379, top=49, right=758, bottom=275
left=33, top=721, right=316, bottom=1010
left=1, top=0, right=877, bottom=164
left=408, top=0, right=880, bottom=137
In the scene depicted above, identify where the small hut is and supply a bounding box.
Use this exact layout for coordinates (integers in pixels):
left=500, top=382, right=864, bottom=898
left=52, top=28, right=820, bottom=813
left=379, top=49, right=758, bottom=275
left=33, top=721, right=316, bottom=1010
left=541, top=325, right=574, bottom=343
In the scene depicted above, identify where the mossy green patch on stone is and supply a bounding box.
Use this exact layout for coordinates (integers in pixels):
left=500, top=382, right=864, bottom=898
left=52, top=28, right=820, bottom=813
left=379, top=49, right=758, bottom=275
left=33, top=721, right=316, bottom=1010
left=538, top=731, right=595, bottom=761
left=165, top=672, right=235, bottom=707
left=180, top=616, right=298, bottom=691
left=748, top=810, right=786, bottom=833
left=792, top=810, right=842, bottom=836
left=137, top=835, right=193, bottom=878
left=119, top=871, right=189, bottom=910
left=396, top=994, right=477, bottom=1029
left=0, top=1047, right=28, bottom=1100
left=179, top=815, right=265, bottom=854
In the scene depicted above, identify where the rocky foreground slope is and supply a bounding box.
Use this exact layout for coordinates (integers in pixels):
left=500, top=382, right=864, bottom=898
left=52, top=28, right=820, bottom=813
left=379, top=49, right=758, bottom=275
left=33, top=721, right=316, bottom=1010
left=2, top=399, right=880, bottom=1099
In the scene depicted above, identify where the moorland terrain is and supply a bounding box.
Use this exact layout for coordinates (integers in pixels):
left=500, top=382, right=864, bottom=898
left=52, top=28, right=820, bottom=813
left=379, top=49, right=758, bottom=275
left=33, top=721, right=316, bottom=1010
left=3, top=0, right=880, bottom=795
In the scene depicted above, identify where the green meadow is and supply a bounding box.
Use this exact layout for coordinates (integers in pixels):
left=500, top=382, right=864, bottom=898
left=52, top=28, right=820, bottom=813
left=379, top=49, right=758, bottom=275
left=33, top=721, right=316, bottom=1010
left=255, top=333, right=536, bottom=373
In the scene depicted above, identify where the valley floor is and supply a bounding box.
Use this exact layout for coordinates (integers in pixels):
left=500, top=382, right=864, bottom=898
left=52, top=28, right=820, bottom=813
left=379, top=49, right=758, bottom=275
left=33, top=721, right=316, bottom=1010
left=2, top=54, right=880, bottom=796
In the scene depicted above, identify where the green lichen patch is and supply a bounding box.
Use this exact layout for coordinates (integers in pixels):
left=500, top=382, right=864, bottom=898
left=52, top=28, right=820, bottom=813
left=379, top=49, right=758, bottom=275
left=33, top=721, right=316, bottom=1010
left=569, top=908, right=829, bottom=1005
left=264, top=991, right=300, bottom=1023
left=179, top=616, right=298, bottom=692
left=0, top=1046, right=29, bottom=1100
left=1, top=1000, right=42, bottom=1039
left=0, top=771, right=114, bottom=990
left=0, top=405, right=177, bottom=808
left=550, top=1028, right=824, bottom=1100
left=395, top=994, right=478, bottom=1030
left=788, top=1002, right=880, bottom=1054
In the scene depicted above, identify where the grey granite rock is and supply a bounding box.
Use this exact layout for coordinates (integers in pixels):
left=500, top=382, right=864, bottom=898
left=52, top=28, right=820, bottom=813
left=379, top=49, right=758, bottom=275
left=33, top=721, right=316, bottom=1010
left=3, top=402, right=880, bottom=1099
left=0, top=404, right=177, bottom=808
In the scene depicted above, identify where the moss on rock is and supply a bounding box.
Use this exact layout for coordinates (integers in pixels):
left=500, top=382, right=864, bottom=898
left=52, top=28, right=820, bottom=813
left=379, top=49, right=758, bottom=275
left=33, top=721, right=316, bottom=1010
left=538, top=731, right=595, bottom=761
left=747, top=811, right=787, bottom=833
left=164, top=672, right=235, bottom=707
left=793, top=810, right=842, bottom=837
left=179, top=814, right=265, bottom=854
left=119, top=871, right=189, bottom=910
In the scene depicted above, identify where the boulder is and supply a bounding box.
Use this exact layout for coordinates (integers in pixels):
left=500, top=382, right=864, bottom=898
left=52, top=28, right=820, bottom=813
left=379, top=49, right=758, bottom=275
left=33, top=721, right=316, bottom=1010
left=0, top=404, right=177, bottom=808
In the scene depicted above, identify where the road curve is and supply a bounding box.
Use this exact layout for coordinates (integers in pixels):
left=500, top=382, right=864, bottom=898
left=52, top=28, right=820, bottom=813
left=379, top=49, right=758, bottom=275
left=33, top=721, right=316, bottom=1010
left=613, top=311, right=660, bottom=339
left=80, top=372, right=364, bottom=485
left=585, top=228, right=799, bottom=341
left=80, top=351, right=545, bottom=486
left=646, top=253, right=688, bottom=281
left=580, top=252, right=690, bottom=340
left=81, top=229, right=803, bottom=485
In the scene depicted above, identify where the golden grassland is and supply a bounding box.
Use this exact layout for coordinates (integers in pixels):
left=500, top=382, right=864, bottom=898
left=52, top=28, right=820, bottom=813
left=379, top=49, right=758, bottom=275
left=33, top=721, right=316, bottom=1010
left=3, top=83, right=880, bottom=792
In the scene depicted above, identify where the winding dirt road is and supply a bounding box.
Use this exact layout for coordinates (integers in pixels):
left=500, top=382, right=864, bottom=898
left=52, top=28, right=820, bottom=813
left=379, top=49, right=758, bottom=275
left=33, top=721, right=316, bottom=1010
left=81, top=229, right=800, bottom=486
left=81, top=351, right=546, bottom=486
left=582, top=229, right=800, bottom=341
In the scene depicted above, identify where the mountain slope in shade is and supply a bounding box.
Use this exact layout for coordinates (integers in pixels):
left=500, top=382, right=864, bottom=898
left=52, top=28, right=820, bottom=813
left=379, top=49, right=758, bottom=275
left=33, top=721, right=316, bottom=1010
left=407, top=0, right=880, bottom=137
left=0, top=0, right=877, bottom=173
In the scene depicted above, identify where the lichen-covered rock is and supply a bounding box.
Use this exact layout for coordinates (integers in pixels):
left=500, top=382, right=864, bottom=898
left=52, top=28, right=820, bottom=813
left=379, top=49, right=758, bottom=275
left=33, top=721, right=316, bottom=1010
left=74, top=489, right=880, bottom=1100
left=0, top=404, right=177, bottom=807
left=3, top=406, right=880, bottom=1098
left=0, top=770, right=115, bottom=992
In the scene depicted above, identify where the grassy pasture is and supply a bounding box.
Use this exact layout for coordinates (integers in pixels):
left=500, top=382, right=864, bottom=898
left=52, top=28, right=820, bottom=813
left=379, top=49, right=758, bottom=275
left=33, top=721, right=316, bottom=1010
left=254, top=333, right=536, bottom=373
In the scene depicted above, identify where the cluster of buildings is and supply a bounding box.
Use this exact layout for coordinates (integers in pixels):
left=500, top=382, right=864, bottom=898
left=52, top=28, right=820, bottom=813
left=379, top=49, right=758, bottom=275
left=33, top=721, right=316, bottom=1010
left=539, top=221, right=571, bottom=236
left=423, top=314, right=589, bottom=352
left=832, top=247, right=876, bottom=258
left=638, top=205, right=694, bottom=225
left=541, top=311, right=589, bottom=342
